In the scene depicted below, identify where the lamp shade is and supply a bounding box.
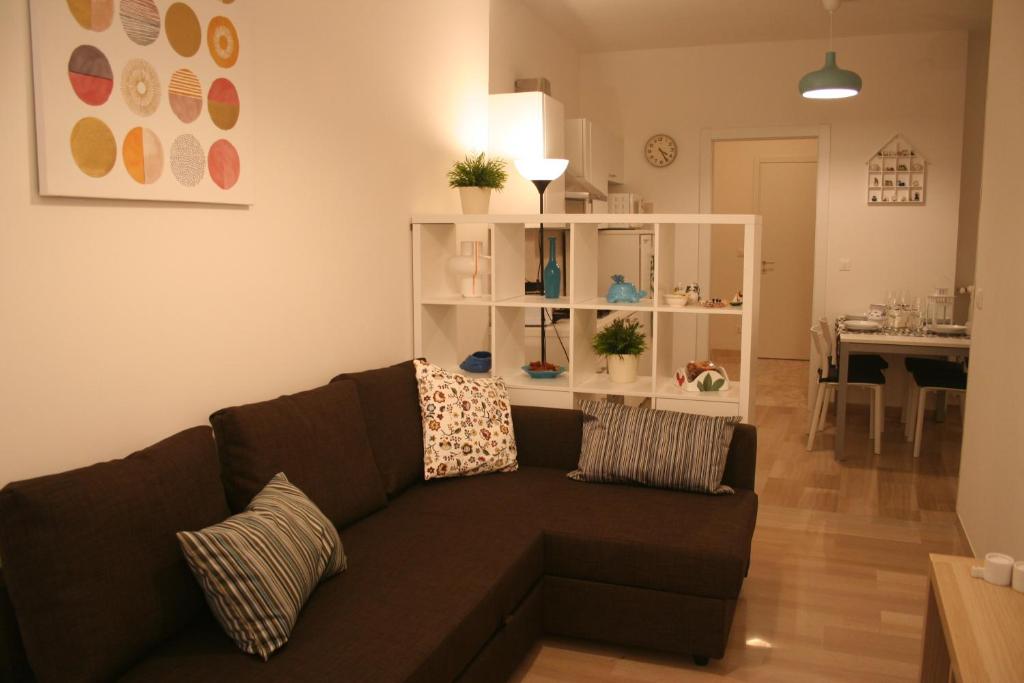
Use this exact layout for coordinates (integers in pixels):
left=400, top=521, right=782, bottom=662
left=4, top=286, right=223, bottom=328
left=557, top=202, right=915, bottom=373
left=799, top=51, right=861, bottom=99
left=513, top=158, right=569, bottom=182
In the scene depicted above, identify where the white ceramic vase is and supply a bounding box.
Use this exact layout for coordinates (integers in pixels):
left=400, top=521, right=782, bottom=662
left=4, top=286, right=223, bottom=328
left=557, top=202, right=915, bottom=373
left=607, top=355, right=639, bottom=384
left=459, top=187, right=491, bottom=214
left=447, top=241, right=490, bottom=298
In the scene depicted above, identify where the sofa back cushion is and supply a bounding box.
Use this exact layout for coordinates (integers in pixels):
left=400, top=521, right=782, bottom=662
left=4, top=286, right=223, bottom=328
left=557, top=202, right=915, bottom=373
left=331, top=360, right=424, bottom=497
left=211, top=380, right=387, bottom=527
left=0, top=426, right=230, bottom=683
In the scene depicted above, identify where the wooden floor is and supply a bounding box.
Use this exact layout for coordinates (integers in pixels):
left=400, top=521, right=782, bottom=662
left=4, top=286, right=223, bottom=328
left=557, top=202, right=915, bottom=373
left=511, top=359, right=970, bottom=682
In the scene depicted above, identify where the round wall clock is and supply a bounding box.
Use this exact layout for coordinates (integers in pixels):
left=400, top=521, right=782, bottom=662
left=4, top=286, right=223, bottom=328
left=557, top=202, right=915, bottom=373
left=644, top=134, right=677, bottom=167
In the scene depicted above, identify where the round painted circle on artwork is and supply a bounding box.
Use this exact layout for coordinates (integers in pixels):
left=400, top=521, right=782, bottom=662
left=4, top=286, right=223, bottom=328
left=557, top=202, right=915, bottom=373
left=207, top=78, right=239, bottom=130
left=207, top=16, right=239, bottom=68
left=67, top=45, right=113, bottom=106
left=70, top=117, right=116, bottom=178
left=165, top=3, right=202, bottom=57
left=67, top=0, right=114, bottom=31
left=120, top=0, right=161, bottom=46
left=208, top=139, right=240, bottom=190
left=122, top=127, right=163, bottom=184
left=121, top=58, right=161, bottom=116
left=168, top=68, right=203, bottom=123
left=170, top=134, right=205, bottom=187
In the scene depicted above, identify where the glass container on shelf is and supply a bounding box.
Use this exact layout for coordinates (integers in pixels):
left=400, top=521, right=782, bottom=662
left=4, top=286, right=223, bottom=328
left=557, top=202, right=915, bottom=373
left=926, top=288, right=955, bottom=325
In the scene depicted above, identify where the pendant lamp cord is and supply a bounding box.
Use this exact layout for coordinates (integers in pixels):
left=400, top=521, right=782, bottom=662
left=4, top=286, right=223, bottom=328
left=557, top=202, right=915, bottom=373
left=829, top=10, right=834, bottom=51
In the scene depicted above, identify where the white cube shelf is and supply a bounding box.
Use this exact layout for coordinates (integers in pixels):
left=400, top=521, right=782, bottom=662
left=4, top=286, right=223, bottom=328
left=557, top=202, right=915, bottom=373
left=412, top=214, right=762, bottom=423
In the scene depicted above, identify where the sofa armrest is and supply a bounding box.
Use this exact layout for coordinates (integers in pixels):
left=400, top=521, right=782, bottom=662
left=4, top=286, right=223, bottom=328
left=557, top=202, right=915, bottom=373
left=0, top=572, right=32, bottom=683
left=722, top=423, right=757, bottom=491
left=510, top=406, right=586, bottom=471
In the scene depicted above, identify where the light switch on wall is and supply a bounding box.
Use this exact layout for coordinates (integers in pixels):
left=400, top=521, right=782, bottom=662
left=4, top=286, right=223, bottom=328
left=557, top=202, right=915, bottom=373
left=839, top=258, right=852, bottom=271
left=975, top=287, right=984, bottom=310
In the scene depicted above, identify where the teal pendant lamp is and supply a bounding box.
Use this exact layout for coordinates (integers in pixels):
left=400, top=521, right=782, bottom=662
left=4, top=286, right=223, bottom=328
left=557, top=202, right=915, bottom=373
left=800, top=0, right=861, bottom=99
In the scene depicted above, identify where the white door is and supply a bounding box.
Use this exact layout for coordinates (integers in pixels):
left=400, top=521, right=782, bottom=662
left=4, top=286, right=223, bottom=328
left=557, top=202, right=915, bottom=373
left=756, top=159, right=817, bottom=360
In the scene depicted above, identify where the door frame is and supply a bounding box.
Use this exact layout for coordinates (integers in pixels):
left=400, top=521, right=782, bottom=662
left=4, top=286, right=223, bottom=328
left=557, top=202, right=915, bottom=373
left=698, top=125, right=831, bottom=411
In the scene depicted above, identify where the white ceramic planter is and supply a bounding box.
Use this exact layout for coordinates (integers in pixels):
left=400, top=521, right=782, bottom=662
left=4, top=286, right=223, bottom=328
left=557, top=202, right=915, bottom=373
left=607, top=355, right=639, bottom=384
left=458, top=187, right=491, bottom=214
left=447, top=241, right=491, bottom=298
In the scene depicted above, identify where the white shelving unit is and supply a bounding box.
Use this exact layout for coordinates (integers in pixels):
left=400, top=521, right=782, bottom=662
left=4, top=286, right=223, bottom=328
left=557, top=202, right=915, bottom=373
left=412, top=214, right=762, bottom=423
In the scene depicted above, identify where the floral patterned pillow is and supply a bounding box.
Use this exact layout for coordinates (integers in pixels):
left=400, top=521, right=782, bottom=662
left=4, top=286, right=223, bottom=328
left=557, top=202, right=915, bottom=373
left=413, top=359, right=518, bottom=480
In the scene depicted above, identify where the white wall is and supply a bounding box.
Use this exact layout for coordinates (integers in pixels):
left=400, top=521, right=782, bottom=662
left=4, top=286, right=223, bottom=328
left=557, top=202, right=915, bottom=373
left=580, top=32, right=968, bottom=324
left=489, top=0, right=581, bottom=117
left=956, top=0, right=1024, bottom=560
left=0, top=0, right=490, bottom=484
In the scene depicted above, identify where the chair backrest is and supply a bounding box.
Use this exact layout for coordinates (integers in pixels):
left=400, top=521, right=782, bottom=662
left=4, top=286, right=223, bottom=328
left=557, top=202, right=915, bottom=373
left=818, top=317, right=834, bottom=361
left=810, top=326, right=831, bottom=375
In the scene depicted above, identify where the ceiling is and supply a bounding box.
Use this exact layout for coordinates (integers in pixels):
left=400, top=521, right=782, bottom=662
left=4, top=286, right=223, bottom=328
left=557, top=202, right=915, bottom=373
left=519, top=0, right=992, bottom=53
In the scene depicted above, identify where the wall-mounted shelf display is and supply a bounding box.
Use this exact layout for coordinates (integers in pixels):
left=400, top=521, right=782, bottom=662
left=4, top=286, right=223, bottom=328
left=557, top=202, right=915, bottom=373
left=412, top=214, right=762, bottom=422
left=867, top=133, right=927, bottom=205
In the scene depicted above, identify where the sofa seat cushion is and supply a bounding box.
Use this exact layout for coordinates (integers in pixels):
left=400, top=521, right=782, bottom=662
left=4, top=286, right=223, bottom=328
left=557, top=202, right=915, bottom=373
left=394, top=466, right=757, bottom=600
left=540, top=477, right=758, bottom=600
left=119, top=507, right=544, bottom=683
left=0, top=427, right=230, bottom=683
left=211, top=380, right=387, bottom=529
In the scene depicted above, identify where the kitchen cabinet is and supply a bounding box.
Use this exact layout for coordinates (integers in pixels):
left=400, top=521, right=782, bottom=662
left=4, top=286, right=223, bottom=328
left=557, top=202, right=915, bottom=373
left=565, top=118, right=624, bottom=198
left=488, top=92, right=565, bottom=215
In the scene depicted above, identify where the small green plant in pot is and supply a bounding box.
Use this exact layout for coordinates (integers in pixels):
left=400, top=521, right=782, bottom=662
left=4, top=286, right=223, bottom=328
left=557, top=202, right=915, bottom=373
left=591, top=317, right=647, bottom=384
left=447, top=153, right=508, bottom=214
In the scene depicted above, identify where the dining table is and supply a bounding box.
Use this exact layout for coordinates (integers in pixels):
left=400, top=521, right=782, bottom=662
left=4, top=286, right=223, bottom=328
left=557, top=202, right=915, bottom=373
left=834, top=323, right=971, bottom=460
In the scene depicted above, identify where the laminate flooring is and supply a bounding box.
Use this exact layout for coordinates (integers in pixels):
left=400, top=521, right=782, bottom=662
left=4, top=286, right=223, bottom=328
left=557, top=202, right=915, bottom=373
left=510, top=359, right=970, bottom=682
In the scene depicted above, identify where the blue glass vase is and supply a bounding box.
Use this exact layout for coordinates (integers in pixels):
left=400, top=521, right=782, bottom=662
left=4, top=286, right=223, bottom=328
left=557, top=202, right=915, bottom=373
left=543, top=237, right=561, bottom=299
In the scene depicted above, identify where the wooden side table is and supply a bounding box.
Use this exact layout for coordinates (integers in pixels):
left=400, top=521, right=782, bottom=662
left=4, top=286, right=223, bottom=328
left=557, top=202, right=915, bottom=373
left=921, top=554, right=1024, bottom=682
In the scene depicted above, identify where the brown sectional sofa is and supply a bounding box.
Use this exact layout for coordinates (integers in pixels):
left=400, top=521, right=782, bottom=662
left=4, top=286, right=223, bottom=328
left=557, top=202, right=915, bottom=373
left=0, top=361, right=758, bottom=683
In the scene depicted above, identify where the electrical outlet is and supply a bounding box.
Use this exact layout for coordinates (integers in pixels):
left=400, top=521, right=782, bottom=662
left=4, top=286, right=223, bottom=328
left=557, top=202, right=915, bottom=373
left=839, top=258, right=852, bottom=271
left=975, top=287, right=984, bottom=310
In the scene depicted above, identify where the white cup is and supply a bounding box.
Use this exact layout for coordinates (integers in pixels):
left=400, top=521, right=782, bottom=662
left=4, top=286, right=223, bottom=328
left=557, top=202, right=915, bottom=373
left=1013, top=562, right=1024, bottom=593
left=970, top=552, right=1015, bottom=586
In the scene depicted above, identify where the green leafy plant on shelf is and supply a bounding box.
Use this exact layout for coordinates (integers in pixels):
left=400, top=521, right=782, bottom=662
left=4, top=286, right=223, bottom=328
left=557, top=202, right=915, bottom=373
left=447, top=153, right=508, bottom=190
left=697, top=373, right=726, bottom=392
left=591, top=317, right=647, bottom=358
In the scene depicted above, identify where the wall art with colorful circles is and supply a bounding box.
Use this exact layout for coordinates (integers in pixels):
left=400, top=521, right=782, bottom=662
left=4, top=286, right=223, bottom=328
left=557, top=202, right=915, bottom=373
left=30, top=0, right=251, bottom=204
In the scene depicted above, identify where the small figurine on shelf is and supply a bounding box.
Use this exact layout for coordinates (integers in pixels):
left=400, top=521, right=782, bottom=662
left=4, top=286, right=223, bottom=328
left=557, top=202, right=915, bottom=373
left=730, top=292, right=743, bottom=307
left=871, top=195, right=879, bottom=202
left=913, top=191, right=921, bottom=201
left=898, top=164, right=908, bottom=171
left=884, top=180, right=894, bottom=187
left=873, top=177, right=880, bottom=186
left=898, top=180, right=906, bottom=187
left=870, top=163, right=881, bottom=172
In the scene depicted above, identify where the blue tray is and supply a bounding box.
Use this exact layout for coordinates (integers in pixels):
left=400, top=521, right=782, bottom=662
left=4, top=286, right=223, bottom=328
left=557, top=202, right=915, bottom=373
left=521, top=365, right=567, bottom=379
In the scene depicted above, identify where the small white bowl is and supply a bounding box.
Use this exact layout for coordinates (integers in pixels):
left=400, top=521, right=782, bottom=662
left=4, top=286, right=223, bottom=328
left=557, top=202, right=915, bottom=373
left=663, top=294, right=687, bottom=308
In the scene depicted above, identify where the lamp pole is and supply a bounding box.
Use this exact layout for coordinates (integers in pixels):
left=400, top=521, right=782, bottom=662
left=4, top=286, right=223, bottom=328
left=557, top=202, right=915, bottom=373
left=530, top=179, right=552, bottom=365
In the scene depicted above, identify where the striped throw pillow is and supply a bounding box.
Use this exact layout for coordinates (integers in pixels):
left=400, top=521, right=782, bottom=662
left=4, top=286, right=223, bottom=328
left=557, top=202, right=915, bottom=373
left=176, top=473, right=346, bottom=660
left=569, top=400, right=739, bottom=495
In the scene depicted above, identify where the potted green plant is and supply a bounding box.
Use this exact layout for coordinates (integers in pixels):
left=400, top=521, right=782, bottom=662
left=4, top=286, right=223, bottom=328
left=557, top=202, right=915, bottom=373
left=591, top=317, right=647, bottom=384
left=447, top=153, right=508, bottom=214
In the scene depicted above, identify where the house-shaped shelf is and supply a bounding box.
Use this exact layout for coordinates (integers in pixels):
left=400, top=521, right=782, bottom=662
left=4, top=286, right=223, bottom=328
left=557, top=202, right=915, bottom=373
left=867, top=134, right=926, bottom=205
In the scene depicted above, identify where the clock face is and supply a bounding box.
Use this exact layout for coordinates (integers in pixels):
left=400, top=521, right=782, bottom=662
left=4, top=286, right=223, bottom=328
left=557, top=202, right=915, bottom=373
left=645, top=134, right=677, bottom=167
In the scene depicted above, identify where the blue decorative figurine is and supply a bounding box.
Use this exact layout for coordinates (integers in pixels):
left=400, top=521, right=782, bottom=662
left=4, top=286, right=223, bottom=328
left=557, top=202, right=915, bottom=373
left=543, top=237, right=561, bottom=299
left=606, top=274, right=647, bottom=303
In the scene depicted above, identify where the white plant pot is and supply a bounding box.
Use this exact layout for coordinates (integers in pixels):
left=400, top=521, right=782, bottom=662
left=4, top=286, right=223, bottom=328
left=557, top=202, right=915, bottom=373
left=459, top=187, right=491, bottom=214
left=607, top=355, right=639, bottom=384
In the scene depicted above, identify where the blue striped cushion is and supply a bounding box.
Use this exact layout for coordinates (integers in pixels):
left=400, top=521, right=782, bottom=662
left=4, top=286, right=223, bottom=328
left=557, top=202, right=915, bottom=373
left=176, top=473, right=346, bottom=660
left=569, top=401, right=739, bottom=495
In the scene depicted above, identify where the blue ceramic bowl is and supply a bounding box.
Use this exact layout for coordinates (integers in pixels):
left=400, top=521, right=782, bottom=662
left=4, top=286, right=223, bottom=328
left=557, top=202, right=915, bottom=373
left=459, top=351, right=492, bottom=373
left=521, top=364, right=567, bottom=379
